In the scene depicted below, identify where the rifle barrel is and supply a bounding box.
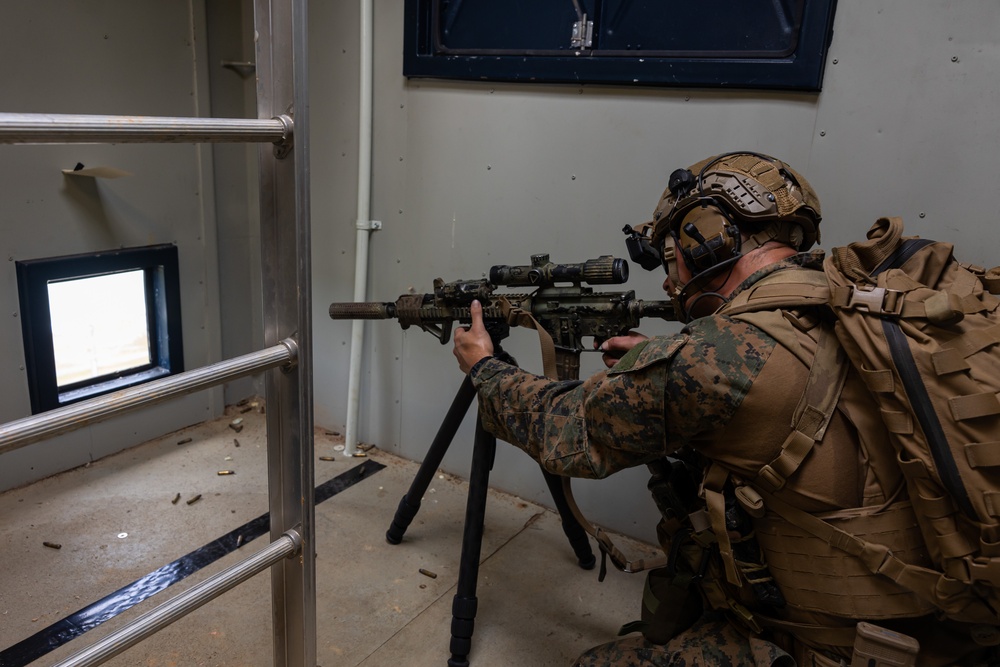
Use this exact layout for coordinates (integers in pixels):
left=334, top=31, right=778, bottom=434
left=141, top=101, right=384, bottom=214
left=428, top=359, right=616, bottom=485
left=328, top=301, right=396, bottom=320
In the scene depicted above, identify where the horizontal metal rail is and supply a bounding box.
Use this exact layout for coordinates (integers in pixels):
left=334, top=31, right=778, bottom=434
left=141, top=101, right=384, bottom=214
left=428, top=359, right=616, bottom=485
left=52, top=529, right=303, bottom=667
left=0, top=112, right=290, bottom=144
left=0, top=339, right=297, bottom=455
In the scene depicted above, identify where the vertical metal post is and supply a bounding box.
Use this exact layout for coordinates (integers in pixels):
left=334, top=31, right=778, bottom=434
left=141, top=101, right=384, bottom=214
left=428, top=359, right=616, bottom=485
left=254, top=1, right=315, bottom=666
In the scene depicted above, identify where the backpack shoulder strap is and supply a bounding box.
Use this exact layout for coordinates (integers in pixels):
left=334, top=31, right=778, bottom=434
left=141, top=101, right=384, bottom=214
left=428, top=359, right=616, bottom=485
left=722, top=267, right=831, bottom=318
left=723, top=266, right=850, bottom=492
left=753, top=324, right=849, bottom=493
left=704, top=324, right=849, bottom=586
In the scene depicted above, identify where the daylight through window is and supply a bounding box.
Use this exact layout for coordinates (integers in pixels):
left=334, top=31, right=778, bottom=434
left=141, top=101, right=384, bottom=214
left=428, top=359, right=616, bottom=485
left=48, top=270, right=152, bottom=387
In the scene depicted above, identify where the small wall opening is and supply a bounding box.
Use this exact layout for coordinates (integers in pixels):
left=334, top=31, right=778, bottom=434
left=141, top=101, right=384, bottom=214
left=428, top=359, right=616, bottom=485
left=16, top=245, right=184, bottom=414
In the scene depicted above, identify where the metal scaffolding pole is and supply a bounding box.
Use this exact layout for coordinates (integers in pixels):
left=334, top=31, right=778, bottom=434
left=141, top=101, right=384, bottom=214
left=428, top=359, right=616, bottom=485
left=51, top=531, right=303, bottom=667
left=0, top=340, right=297, bottom=456
left=254, top=0, right=315, bottom=665
left=0, top=1, right=314, bottom=664
left=0, top=112, right=289, bottom=144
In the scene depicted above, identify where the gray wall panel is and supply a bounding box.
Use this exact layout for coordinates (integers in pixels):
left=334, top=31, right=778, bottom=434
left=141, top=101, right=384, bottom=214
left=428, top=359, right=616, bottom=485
left=309, top=0, right=1000, bottom=542
left=0, top=2, right=223, bottom=491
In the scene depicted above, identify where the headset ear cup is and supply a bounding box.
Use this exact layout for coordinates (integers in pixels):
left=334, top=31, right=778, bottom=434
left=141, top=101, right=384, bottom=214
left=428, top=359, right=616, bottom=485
left=675, top=205, right=741, bottom=271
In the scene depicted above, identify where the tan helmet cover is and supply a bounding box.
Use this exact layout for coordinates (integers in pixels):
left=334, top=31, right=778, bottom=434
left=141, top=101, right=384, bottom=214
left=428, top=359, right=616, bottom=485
left=648, top=152, right=822, bottom=256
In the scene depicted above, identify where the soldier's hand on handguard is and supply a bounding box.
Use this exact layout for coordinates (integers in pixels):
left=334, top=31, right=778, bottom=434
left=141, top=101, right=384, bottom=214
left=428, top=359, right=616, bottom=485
left=454, top=300, right=495, bottom=374
left=596, top=331, right=648, bottom=368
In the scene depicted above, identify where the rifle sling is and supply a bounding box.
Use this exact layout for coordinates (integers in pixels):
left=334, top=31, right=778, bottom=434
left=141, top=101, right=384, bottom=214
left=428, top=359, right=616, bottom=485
left=499, top=296, right=559, bottom=380
left=496, top=297, right=664, bottom=573
left=558, top=475, right=668, bottom=578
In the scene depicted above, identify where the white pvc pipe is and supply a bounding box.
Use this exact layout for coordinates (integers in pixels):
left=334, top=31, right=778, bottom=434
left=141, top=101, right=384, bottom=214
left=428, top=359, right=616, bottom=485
left=344, top=0, right=375, bottom=457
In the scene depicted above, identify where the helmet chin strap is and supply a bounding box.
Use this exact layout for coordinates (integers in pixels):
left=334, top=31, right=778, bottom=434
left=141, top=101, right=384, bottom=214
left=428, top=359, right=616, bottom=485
left=673, top=255, right=741, bottom=321
left=668, top=225, right=791, bottom=322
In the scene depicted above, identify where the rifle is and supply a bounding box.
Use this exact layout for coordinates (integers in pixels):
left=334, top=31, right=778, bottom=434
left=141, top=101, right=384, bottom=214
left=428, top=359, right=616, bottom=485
left=328, top=253, right=677, bottom=379
left=330, top=255, right=675, bottom=664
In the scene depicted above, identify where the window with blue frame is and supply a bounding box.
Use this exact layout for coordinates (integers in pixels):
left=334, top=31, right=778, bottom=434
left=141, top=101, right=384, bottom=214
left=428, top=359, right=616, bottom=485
left=404, top=0, right=838, bottom=91
left=16, top=245, right=183, bottom=414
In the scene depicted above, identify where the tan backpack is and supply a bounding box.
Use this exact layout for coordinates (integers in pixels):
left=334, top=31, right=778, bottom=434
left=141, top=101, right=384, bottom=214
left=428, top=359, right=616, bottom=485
left=576, top=217, right=1000, bottom=642
left=735, top=216, right=1000, bottom=628
left=820, top=217, right=1000, bottom=624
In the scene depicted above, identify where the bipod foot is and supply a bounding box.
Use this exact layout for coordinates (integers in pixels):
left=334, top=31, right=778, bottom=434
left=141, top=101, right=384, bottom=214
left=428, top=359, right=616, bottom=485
left=448, top=594, right=477, bottom=667
left=386, top=493, right=421, bottom=544
left=563, top=528, right=597, bottom=570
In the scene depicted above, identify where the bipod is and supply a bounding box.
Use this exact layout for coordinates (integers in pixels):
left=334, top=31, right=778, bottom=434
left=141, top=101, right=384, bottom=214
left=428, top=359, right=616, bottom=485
left=384, top=340, right=595, bottom=665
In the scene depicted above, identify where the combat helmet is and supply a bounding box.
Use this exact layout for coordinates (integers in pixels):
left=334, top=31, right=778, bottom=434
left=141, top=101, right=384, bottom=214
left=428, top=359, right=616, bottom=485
left=623, top=151, right=822, bottom=321
left=648, top=151, right=822, bottom=273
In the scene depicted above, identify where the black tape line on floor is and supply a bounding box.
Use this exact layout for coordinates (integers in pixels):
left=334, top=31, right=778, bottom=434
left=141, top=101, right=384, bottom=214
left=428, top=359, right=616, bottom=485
left=0, top=458, right=385, bottom=667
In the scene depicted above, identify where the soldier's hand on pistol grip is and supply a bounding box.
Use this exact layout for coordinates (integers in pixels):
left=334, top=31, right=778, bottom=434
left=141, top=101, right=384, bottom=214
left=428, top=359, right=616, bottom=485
left=454, top=300, right=495, bottom=374
left=597, top=331, right=648, bottom=368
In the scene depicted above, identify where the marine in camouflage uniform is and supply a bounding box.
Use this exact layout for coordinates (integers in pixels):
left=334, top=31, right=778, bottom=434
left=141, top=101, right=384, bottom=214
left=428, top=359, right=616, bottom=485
left=467, top=254, right=986, bottom=666
left=454, top=153, right=991, bottom=666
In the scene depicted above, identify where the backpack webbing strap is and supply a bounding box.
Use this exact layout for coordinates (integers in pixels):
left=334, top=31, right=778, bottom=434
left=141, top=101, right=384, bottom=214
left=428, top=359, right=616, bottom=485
left=755, top=486, right=999, bottom=623
left=755, top=326, right=849, bottom=493
left=702, top=463, right=741, bottom=586
left=830, top=285, right=989, bottom=323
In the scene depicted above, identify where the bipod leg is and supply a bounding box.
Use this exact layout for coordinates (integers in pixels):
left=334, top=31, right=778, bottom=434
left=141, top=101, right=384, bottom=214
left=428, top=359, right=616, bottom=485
left=386, top=376, right=478, bottom=545
left=447, top=412, right=495, bottom=667
left=540, top=469, right=596, bottom=570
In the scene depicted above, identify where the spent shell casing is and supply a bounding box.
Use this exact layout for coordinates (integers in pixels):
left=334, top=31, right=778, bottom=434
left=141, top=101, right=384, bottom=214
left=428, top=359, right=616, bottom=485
left=217, top=470, right=235, bottom=476
left=171, top=493, right=181, bottom=504
left=418, top=568, right=438, bottom=579
left=186, top=494, right=202, bottom=505
left=43, top=541, right=62, bottom=550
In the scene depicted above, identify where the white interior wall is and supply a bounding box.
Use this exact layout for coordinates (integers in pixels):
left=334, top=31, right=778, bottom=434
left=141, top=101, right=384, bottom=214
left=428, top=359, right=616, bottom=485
left=0, top=2, right=224, bottom=491
left=310, top=0, right=1000, bottom=543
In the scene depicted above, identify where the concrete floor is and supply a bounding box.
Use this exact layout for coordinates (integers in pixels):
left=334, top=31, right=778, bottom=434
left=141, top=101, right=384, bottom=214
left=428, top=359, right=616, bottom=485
left=0, top=405, right=660, bottom=667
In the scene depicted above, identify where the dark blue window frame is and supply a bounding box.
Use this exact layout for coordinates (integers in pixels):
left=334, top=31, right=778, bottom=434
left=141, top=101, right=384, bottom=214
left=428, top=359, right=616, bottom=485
left=404, top=0, right=838, bottom=91
left=16, top=244, right=184, bottom=414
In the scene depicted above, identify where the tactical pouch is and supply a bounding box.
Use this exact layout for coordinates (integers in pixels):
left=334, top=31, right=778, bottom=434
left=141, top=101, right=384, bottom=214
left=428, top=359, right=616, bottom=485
left=619, top=566, right=703, bottom=645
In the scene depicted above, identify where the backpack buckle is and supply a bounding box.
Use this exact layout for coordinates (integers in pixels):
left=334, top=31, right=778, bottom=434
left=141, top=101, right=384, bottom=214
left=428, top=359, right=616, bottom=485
left=846, top=285, right=904, bottom=316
